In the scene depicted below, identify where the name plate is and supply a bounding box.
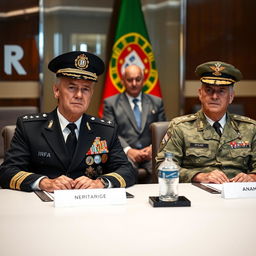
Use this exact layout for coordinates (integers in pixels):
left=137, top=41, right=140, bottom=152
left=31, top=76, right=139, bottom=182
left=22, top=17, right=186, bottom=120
left=54, top=188, right=126, bottom=207
left=222, top=182, right=256, bottom=199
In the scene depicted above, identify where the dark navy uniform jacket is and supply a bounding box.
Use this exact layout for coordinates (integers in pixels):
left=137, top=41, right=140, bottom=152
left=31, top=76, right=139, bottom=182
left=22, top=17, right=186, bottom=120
left=0, top=109, right=137, bottom=191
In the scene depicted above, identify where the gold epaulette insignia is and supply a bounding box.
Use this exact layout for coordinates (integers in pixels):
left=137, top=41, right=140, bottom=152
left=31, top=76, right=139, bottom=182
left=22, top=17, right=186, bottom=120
left=10, top=171, right=33, bottom=190
left=105, top=173, right=126, bottom=188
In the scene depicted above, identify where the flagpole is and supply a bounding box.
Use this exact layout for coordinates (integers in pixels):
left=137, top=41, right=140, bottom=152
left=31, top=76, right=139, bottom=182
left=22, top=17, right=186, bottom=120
left=179, top=0, right=187, bottom=116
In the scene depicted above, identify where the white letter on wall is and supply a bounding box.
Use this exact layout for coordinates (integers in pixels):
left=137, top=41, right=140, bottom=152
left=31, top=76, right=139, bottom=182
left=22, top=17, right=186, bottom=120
left=4, top=45, right=27, bottom=75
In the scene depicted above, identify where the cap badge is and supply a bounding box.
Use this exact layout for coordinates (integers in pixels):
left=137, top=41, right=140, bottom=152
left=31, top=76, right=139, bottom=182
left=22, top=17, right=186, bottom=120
left=75, top=54, right=89, bottom=70
left=210, top=63, right=225, bottom=76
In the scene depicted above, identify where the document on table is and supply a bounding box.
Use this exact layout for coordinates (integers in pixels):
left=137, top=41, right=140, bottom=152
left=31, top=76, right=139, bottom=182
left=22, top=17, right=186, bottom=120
left=201, top=183, right=223, bottom=193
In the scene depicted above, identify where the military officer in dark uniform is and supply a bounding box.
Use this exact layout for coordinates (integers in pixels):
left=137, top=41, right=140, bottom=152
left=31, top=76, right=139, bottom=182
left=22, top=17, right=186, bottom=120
left=156, top=61, right=256, bottom=183
left=0, top=51, right=137, bottom=192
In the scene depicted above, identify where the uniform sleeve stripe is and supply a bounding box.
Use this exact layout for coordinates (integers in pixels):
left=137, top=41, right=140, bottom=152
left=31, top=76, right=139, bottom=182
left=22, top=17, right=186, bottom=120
left=10, top=171, right=33, bottom=190
left=105, top=173, right=126, bottom=188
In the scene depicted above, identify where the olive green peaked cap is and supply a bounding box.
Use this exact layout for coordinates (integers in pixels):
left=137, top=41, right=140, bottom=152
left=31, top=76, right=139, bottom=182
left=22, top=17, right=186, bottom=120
left=195, top=61, right=243, bottom=86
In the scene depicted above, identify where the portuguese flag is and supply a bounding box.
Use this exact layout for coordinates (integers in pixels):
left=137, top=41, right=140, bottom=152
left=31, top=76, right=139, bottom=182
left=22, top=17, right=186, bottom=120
left=99, top=0, right=162, bottom=117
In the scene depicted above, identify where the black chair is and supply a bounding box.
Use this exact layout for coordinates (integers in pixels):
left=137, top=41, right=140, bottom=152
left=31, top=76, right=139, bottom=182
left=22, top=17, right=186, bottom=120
left=0, top=106, right=38, bottom=163
left=150, top=121, right=170, bottom=183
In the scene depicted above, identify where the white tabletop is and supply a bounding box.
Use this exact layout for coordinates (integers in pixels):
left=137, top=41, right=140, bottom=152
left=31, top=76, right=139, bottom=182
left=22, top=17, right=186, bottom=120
left=0, top=183, right=255, bottom=256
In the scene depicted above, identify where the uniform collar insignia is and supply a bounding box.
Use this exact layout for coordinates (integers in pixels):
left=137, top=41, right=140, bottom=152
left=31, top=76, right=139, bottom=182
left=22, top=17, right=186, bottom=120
left=48, top=120, right=53, bottom=128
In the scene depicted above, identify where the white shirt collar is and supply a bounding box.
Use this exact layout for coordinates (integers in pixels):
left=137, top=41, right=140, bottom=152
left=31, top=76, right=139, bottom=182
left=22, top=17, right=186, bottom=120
left=57, top=108, right=82, bottom=133
left=125, top=92, right=142, bottom=103
left=204, top=113, right=227, bottom=129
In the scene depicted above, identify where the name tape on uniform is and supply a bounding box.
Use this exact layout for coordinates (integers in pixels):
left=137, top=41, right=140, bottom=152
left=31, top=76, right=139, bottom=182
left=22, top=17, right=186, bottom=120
left=222, top=182, right=256, bottom=199
left=54, top=188, right=126, bottom=207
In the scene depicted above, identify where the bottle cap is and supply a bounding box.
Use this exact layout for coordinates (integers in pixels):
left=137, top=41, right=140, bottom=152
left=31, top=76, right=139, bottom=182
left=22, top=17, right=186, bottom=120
left=164, top=152, right=172, bottom=158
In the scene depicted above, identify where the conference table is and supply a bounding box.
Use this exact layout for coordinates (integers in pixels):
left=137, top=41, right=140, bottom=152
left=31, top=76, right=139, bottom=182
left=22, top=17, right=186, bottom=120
left=0, top=183, right=255, bottom=256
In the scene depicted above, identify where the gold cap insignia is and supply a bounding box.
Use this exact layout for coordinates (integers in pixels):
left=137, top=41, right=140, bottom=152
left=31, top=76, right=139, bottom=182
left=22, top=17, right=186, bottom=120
left=210, top=63, right=225, bottom=76
left=75, top=54, right=89, bottom=70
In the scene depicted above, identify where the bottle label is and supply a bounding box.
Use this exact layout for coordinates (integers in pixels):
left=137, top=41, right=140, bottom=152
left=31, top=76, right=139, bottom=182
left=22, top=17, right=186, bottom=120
left=159, top=170, right=179, bottom=179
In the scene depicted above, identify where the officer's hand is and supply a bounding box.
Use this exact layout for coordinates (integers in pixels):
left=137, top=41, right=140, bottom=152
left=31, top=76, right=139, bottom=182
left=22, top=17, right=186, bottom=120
left=39, top=175, right=75, bottom=192
left=230, top=173, right=256, bottom=182
left=73, top=176, right=104, bottom=189
left=193, top=170, right=229, bottom=184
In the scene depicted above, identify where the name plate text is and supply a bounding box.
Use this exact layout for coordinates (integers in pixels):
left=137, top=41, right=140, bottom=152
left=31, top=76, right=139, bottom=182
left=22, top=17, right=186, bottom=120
left=222, top=182, right=256, bottom=199
left=54, top=188, right=126, bottom=207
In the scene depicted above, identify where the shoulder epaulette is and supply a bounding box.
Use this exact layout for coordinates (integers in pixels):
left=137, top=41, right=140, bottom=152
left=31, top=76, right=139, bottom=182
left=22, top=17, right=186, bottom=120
left=21, top=113, right=48, bottom=122
left=231, top=114, right=256, bottom=125
left=89, top=116, right=114, bottom=127
left=172, top=113, right=198, bottom=125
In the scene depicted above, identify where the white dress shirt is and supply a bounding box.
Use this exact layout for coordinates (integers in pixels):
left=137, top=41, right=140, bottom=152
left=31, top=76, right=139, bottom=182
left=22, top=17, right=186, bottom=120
left=204, top=113, right=227, bottom=134
left=123, top=92, right=142, bottom=154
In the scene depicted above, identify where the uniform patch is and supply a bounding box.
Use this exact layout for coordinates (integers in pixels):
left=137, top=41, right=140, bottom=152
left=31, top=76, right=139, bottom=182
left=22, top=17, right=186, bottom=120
left=85, top=156, right=94, bottom=165
left=190, top=143, right=208, bottom=148
left=96, top=166, right=103, bottom=175
left=161, top=133, right=169, bottom=144
left=94, top=155, right=101, bottom=164
left=85, top=166, right=96, bottom=178
left=38, top=152, right=51, bottom=158
left=86, top=137, right=109, bottom=155
left=101, top=154, right=108, bottom=164
left=230, top=141, right=250, bottom=149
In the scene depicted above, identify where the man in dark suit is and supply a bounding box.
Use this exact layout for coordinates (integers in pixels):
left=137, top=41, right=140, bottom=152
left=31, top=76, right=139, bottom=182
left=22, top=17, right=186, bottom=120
left=0, top=51, right=137, bottom=192
left=103, top=65, right=166, bottom=181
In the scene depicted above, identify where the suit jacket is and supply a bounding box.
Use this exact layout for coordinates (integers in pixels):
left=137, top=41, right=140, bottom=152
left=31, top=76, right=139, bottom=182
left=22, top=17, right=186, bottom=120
left=103, top=93, right=166, bottom=149
left=0, top=109, right=137, bottom=191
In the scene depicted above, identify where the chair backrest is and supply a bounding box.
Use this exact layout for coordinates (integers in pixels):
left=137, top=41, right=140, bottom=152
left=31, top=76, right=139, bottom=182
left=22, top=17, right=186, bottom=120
left=151, top=121, right=170, bottom=183
left=0, top=106, right=38, bottom=160
left=2, top=125, right=16, bottom=154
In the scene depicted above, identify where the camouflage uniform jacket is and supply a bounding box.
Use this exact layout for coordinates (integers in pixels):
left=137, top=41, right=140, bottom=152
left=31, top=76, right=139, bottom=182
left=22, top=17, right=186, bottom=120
left=156, top=110, right=256, bottom=182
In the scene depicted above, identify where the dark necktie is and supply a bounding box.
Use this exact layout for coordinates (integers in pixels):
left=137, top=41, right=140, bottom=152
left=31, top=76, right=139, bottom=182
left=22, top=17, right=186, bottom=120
left=66, top=123, right=77, bottom=156
left=133, top=98, right=142, bottom=129
left=213, top=121, right=222, bottom=137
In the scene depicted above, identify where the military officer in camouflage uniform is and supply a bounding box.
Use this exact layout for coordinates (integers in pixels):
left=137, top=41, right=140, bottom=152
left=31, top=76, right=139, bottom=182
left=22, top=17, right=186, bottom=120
left=0, top=51, right=137, bottom=192
left=156, top=61, right=256, bottom=183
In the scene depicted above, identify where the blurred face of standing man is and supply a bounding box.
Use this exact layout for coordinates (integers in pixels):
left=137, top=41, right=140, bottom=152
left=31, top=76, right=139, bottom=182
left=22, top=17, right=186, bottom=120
left=122, top=65, right=144, bottom=98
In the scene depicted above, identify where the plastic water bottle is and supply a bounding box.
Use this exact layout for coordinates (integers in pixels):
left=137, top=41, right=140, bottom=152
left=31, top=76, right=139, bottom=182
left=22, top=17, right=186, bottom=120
left=158, top=152, right=179, bottom=202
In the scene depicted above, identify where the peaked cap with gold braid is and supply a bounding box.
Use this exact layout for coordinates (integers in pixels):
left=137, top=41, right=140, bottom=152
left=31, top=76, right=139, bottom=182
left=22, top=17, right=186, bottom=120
left=195, top=61, right=242, bottom=86
left=48, top=51, right=105, bottom=82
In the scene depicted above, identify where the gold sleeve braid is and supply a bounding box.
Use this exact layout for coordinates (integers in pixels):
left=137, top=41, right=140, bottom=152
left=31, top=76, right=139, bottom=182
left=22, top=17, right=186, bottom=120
left=105, top=173, right=126, bottom=188
left=10, top=171, right=33, bottom=190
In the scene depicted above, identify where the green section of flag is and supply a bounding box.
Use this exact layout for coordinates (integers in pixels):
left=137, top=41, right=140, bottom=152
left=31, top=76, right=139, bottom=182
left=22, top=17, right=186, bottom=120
left=115, top=0, right=150, bottom=42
